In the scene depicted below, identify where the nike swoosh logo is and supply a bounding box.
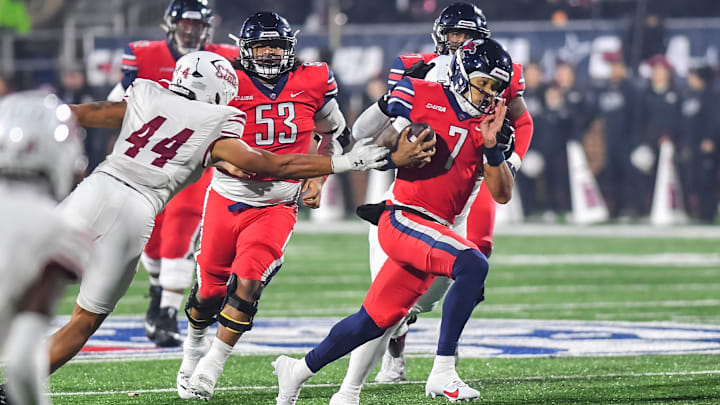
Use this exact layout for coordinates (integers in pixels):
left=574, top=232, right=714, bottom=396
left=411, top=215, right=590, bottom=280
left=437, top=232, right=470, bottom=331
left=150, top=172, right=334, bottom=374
left=290, top=91, right=304, bottom=97
left=444, top=389, right=460, bottom=398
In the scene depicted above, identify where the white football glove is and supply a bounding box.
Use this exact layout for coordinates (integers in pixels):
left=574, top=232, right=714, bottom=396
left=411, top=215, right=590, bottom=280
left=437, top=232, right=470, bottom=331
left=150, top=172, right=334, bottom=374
left=331, top=138, right=389, bottom=173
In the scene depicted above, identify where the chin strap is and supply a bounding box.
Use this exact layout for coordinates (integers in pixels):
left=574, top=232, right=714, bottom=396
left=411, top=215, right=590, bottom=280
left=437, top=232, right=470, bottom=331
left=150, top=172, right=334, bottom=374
left=452, top=91, right=483, bottom=117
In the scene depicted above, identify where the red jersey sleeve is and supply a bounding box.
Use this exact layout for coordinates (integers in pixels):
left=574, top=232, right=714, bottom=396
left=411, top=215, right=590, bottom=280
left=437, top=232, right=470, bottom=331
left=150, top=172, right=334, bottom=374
left=204, top=43, right=240, bottom=63
left=504, top=63, right=526, bottom=103
left=387, top=53, right=438, bottom=87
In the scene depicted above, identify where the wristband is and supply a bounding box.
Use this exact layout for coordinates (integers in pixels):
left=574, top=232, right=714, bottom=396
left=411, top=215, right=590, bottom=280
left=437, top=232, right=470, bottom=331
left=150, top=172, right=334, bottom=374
left=484, top=145, right=505, bottom=166
left=380, top=152, right=397, bottom=171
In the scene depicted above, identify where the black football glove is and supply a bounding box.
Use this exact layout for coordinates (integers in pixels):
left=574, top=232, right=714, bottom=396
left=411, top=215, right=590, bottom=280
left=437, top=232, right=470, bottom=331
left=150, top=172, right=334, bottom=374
left=496, top=118, right=516, bottom=160
left=404, top=60, right=435, bottom=79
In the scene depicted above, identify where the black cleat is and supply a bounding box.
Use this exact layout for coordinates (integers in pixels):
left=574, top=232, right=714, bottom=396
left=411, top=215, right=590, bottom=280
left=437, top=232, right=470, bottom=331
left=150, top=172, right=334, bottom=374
left=145, top=285, right=163, bottom=340
left=155, top=306, right=182, bottom=347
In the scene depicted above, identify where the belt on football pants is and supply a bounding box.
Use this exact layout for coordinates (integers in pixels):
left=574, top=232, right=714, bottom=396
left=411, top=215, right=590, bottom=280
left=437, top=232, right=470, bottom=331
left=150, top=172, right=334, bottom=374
left=227, top=201, right=255, bottom=212
left=356, top=202, right=440, bottom=225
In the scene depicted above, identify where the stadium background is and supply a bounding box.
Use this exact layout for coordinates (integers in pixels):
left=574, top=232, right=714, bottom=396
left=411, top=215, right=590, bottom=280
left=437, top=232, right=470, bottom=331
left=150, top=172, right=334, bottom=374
left=2, top=0, right=720, bottom=403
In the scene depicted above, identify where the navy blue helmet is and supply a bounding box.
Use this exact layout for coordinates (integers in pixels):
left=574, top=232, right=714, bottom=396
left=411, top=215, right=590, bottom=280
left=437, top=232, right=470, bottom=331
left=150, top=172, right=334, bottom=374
left=448, top=38, right=513, bottom=115
left=163, top=0, right=213, bottom=55
left=232, top=12, right=297, bottom=81
left=432, top=2, right=490, bottom=55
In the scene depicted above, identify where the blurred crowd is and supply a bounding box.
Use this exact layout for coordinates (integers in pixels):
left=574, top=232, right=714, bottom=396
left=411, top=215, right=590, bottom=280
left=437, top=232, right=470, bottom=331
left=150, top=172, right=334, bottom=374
left=2, top=52, right=717, bottom=225
left=222, top=0, right=720, bottom=25
left=515, top=54, right=719, bottom=223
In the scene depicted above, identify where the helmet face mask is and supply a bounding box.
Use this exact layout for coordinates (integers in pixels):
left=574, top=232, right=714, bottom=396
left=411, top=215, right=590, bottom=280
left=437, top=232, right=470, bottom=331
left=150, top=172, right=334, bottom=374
left=432, top=2, right=490, bottom=55
left=444, top=29, right=482, bottom=54
left=234, top=12, right=296, bottom=82
left=467, top=77, right=502, bottom=115
left=163, top=0, right=213, bottom=55
left=172, top=19, right=208, bottom=53
left=448, top=39, right=513, bottom=116
left=240, top=37, right=296, bottom=80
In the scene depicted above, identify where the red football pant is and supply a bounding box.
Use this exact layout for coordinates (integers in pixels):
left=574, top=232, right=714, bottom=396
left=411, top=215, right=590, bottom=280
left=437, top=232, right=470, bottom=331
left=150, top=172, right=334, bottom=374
left=465, top=182, right=495, bottom=254
left=363, top=209, right=478, bottom=328
left=144, top=168, right=213, bottom=261
left=196, top=188, right=297, bottom=300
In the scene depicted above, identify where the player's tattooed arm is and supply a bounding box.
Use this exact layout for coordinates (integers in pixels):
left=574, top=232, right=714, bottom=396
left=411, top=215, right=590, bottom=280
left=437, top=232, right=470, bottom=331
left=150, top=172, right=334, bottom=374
left=213, top=160, right=254, bottom=179
left=211, top=138, right=333, bottom=179
left=69, top=101, right=127, bottom=129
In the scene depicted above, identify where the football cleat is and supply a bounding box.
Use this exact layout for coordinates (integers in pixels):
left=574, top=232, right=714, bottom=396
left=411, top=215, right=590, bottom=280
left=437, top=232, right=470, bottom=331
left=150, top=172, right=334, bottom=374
left=155, top=307, right=182, bottom=347
left=425, top=372, right=480, bottom=402
left=329, top=390, right=360, bottom=405
left=144, top=285, right=162, bottom=340
left=186, top=352, right=225, bottom=400
left=374, top=351, right=407, bottom=383
left=272, top=355, right=304, bottom=405
left=177, top=336, right=211, bottom=399
left=187, top=373, right=216, bottom=401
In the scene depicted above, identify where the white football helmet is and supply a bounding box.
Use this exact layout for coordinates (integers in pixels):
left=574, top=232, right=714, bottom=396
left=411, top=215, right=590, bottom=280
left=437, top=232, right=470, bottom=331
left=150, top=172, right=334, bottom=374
left=0, top=91, right=87, bottom=199
left=168, top=50, right=239, bottom=105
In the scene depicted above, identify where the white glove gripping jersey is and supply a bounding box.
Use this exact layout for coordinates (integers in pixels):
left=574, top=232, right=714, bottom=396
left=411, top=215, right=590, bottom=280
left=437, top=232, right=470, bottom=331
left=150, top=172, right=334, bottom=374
left=0, top=188, right=93, bottom=319
left=96, top=79, right=246, bottom=214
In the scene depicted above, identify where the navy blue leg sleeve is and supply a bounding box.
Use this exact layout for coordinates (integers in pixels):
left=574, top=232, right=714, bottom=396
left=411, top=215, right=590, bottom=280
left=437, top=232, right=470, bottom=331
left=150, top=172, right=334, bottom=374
left=437, top=249, right=489, bottom=356
left=304, top=306, right=385, bottom=373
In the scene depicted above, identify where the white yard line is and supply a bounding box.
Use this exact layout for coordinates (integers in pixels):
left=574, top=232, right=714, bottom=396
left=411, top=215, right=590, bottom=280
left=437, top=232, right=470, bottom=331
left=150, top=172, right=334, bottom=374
left=294, top=221, right=720, bottom=238
left=50, top=369, right=720, bottom=397
left=479, top=299, right=720, bottom=312
left=492, top=253, right=720, bottom=266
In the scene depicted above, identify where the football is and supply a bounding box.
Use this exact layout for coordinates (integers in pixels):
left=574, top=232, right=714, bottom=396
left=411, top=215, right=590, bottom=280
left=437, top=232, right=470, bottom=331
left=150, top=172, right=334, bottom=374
left=376, top=121, right=436, bottom=150
left=404, top=121, right=436, bottom=143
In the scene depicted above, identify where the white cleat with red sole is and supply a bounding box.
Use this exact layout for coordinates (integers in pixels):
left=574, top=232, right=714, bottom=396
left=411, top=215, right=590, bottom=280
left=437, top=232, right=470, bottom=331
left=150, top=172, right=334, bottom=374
left=425, top=372, right=480, bottom=402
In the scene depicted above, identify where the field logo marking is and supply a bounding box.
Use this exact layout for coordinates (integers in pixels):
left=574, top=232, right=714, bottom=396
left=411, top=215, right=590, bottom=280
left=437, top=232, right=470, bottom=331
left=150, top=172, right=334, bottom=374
left=55, top=317, right=720, bottom=360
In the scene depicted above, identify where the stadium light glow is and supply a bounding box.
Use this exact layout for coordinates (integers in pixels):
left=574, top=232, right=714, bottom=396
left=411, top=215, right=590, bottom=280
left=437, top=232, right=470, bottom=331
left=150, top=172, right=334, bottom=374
left=44, top=93, right=59, bottom=109
left=54, top=124, right=70, bottom=142
left=56, top=104, right=72, bottom=122
left=9, top=127, right=23, bottom=142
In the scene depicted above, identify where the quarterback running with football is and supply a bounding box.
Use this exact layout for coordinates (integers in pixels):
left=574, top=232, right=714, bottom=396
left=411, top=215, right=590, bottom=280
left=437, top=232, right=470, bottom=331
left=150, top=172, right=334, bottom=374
left=45, top=51, right=405, bottom=376
left=108, top=0, right=242, bottom=347
left=272, top=38, right=516, bottom=404
left=331, top=4, right=535, bottom=403
left=177, top=12, right=435, bottom=401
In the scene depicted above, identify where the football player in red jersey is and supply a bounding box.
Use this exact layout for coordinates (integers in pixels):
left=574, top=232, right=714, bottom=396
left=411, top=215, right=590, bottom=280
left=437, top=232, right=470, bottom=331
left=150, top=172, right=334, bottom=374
left=272, top=38, right=515, bottom=405
left=352, top=2, right=535, bottom=390
left=176, top=12, right=435, bottom=401
left=108, top=0, right=244, bottom=348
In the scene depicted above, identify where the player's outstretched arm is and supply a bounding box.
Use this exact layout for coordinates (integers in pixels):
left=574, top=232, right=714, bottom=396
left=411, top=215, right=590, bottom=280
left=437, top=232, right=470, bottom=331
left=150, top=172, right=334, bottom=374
left=352, top=102, right=435, bottom=168
left=210, top=137, right=388, bottom=179
left=479, top=99, right=513, bottom=204
left=69, top=101, right=127, bottom=129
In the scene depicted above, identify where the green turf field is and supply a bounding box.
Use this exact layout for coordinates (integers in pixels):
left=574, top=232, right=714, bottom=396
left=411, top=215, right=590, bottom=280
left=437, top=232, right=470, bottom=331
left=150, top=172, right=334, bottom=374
left=50, top=231, right=720, bottom=404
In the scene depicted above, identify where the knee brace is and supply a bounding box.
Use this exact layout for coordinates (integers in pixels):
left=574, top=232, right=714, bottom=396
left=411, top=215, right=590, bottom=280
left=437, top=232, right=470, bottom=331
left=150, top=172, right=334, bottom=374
left=184, top=282, right=222, bottom=329
left=218, top=274, right=258, bottom=334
